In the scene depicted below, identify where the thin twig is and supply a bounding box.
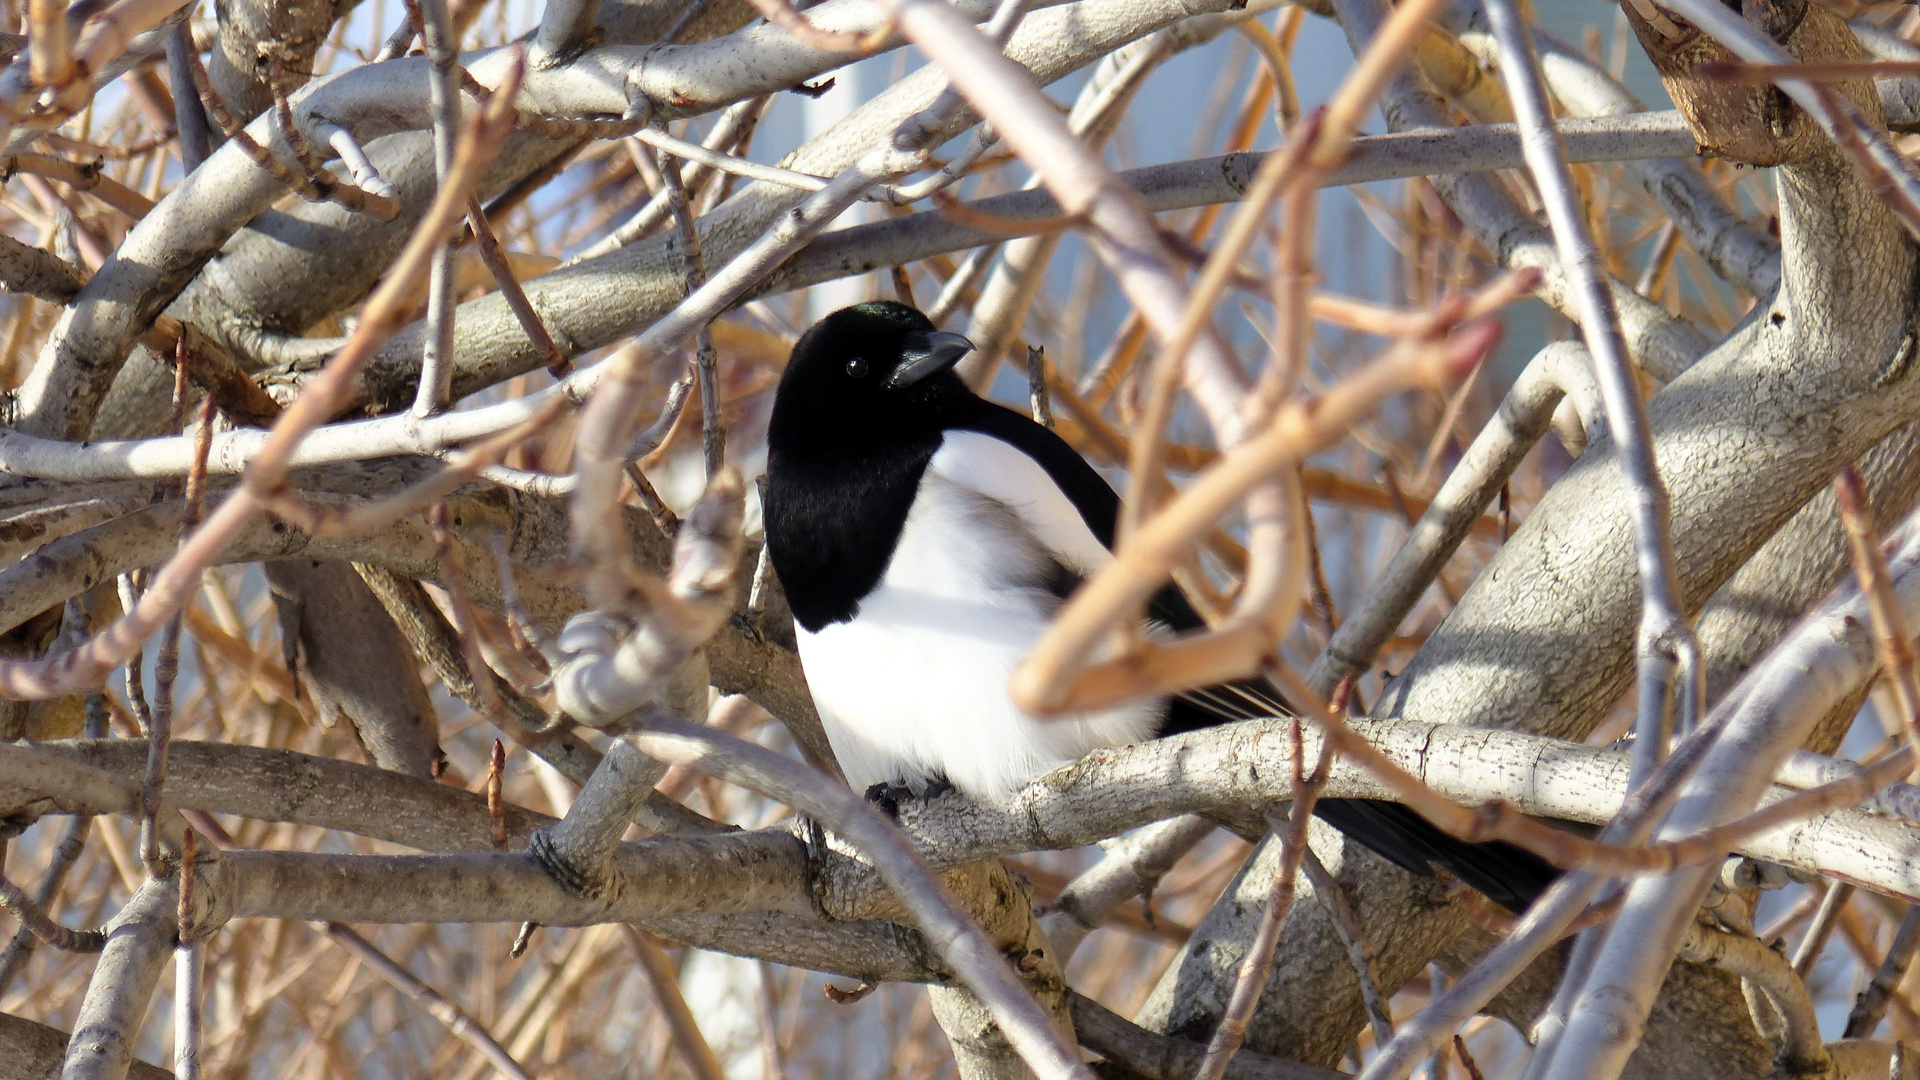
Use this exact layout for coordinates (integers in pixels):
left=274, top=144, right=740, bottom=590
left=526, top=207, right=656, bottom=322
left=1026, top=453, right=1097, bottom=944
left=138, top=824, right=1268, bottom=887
left=0, top=56, right=523, bottom=699
left=628, top=712, right=1093, bottom=1080
left=1192, top=718, right=1333, bottom=1080
left=141, top=390, right=216, bottom=872
left=183, top=47, right=400, bottom=219
left=0, top=872, right=106, bottom=953
left=414, top=0, right=464, bottom=416
left=1300, top=848, right=1392, bottom=1047
left=1837, top=463, right=1920, bottom=778
left=324, top=922, right=538, bottom=1080
left=1450, top=1035, right=1485, bottom=1080
left=1847, top=904, right=1920, bottom=1038
left=491, top=534, right=556, bottom=666
left=0, top=812, right=90, bottom=989
left=1483, top=0, right=1693, bottom=791
left=430, top=502, right=514, bottom=727
left=467, top=194, right=571, bottom=377
left=651, top=135, right=727, bottom=482
left=1793, top=882, right=1854, bottom=978
left=623, top=926, right=731, bottom=1080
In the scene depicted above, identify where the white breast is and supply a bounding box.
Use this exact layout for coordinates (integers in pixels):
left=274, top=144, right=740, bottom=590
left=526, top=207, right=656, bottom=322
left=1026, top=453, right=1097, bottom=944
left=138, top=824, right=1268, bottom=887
left=795, top=430, right=1164, bottom=799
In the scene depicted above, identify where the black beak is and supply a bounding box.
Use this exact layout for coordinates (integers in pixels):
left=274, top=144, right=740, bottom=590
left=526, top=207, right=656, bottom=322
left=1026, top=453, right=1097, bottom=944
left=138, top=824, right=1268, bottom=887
left=885, top=331, right=975, bottom=389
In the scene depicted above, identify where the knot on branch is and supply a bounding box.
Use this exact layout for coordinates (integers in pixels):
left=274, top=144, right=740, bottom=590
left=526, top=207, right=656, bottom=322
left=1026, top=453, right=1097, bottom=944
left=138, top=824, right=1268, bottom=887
left=177, top=848, right=232, bottom=946
left=527, top=825, right=619, bottom=900
left=1627, top=0, right=1878, bottom=165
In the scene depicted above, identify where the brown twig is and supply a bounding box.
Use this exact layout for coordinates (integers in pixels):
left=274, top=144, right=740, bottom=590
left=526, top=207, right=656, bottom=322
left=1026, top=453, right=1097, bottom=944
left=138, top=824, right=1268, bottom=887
left=623, top=926, right=731, bottom=1080
left=141, top=390, right=216, bottom=871
left=1017, top=323, right=1498, bottom=717
left=1836, top=463, right=1920, bottom=780
left=0, top=152, right=154, bottom=217
left=183, top=47, right=400, bottom=221
left=932, top=190, right=1083, bottom=237
left=467, top=194, right=571, bottom=377
left=43, top=129, right=176, bottom=160
left=144, top=316, right=284, bottom=427
left=429, top=502, right=514, bottom=726
left=26, top=0, right=73, bottom=89
left=323, top=922, right=538, bottom=1080
left=1700, top=58, right=1920, bottom=84
left=1264, top=663, right=1920, bottom=879
left=487, top=738, right=509, bottom=850
left=738, top=0, right=890, bottom=54
left=1299, top=848, right=1391, bottom=1046
left=1192, top=718, right=1333, bottom=1080
left=263, top=49, right=328, bottom=180
left=1451, top=1034, right=1487, bottom=1080
left=626, top=461, right=682, bottom=537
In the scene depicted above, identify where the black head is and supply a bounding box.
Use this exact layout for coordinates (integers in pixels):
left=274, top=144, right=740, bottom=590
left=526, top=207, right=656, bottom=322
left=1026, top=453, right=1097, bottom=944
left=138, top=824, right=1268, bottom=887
left=768, top=301, right=976, bottom=453
left=764, top=302, right=977, bottom=631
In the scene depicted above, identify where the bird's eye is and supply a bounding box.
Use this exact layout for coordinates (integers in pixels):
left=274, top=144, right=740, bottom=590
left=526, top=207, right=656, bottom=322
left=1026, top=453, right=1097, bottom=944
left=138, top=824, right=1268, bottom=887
left=846, top=357, right=869, bottom=378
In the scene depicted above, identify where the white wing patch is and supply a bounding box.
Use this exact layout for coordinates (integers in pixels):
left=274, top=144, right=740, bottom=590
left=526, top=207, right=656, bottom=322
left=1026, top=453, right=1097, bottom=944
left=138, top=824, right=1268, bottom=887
left=795, top=430, right=1163, bottom=799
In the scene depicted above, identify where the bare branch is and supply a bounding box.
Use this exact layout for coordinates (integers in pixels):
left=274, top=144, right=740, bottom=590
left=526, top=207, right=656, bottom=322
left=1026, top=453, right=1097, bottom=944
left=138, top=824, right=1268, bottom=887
left=0, top=59, right=524, bottom=700
left=1482, top=0, right=1693, bottom=788
left=0, top=871, right=106, bottom=953
left=60, top=879, right=180, bottom=1080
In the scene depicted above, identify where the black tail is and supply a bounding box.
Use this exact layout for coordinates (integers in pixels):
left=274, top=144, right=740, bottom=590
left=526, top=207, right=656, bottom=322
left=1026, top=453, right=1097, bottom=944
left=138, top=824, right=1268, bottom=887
left=1311, top=798, right=1556, bottom=914
left=1162, top=669, right=1558, bottom=915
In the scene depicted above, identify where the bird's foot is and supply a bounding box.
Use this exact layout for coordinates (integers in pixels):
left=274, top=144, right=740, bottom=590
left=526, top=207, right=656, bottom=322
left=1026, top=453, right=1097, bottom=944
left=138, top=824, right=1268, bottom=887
left=864, top=781, right=911, bottom=819
left=728, top=611, right=766, bottom=645
left=863, top=776, right=955, bottom=819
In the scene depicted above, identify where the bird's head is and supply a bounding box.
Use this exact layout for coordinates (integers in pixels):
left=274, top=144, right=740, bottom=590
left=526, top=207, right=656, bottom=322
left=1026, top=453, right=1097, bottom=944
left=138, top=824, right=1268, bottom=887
left=770, top=302, right=976, bottom=448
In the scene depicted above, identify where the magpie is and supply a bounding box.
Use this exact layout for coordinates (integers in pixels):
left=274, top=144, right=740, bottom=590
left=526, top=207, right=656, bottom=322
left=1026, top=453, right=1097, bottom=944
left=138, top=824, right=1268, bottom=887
left=762, top=301, right=1555, bottom=913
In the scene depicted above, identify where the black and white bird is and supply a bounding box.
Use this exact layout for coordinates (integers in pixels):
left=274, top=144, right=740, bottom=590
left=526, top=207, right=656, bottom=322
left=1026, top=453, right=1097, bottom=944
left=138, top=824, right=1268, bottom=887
left=763, top=301, right=1553, bottom=912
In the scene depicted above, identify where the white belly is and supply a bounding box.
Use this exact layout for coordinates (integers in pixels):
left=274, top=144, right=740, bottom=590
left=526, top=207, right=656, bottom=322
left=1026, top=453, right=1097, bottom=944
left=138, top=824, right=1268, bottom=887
left=794, top=433, right=1163, bottom=799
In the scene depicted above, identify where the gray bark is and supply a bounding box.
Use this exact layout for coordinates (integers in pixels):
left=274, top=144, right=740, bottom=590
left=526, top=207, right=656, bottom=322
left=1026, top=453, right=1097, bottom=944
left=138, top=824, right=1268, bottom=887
left=0, top=1013, right=172, bottom=1080
left=1140, top=9, right=1919, bottom=1074
left=263, top=557, right=441, bottom=776
left=208, top=0, right=366, bottom=126
left=59, top=881, right=177, bottom=1080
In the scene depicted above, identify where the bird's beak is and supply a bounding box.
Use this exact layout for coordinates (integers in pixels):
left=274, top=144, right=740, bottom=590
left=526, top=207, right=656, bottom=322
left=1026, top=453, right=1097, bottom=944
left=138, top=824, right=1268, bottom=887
left=885, top=331, right=975, bottom=389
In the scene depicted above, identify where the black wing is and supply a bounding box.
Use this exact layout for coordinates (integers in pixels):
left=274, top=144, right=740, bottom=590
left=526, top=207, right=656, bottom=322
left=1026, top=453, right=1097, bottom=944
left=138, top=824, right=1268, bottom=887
left=947, top=396, right=1555, bottom=913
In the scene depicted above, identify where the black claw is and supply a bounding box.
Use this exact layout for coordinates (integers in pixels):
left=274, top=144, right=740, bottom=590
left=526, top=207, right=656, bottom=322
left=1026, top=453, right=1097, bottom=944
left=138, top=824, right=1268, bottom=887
left=864, top=782, right=906, bottom=818
left=863, top=777, right=955, bottom=818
